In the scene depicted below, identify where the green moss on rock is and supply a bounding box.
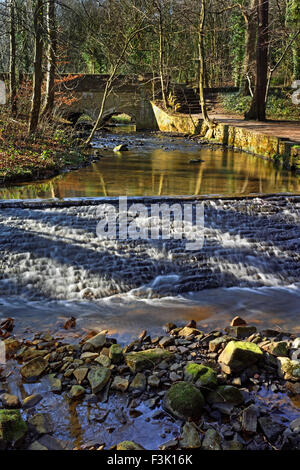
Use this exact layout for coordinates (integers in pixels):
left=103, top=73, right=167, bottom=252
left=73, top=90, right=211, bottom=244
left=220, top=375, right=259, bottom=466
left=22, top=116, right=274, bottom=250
left=218, top=341, right=263, bottom=373
left=125, top=348, right=173, bottom=372
left=184, top=363, right=217, bottom=389
left=164, top=381, right=205, bottom=420
left=109, top=344, right=123, bottom=364
left=0, top=410, right=27, bottom=444
left=116, top=441, right=144, bottom=450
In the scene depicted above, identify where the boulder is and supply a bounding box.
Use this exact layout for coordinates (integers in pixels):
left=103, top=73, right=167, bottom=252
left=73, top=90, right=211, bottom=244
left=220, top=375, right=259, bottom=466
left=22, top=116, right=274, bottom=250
left=230, top=316, right=247, bottom=327
left=163, top=381, right=205, bottom=420
left=184, top=363, right=217, bottom=389
left=180, top=422, right=201, bottom=448
left=111, top=376, right=129, bottom=392
left=218, top=341, right=263, bottom=373
left=70, top=385, right=85, bottom=399
left=20, top=357, right=48, bottom=381
left=125, top=348, right=173, bottom=373
left=116, top=441, right=144, bottom=450
left=73, top=367, right=89, bottom=385
left=225, top=326, right=257, bottom=339
left=109, top=344, right=123, bottom=364
left=0, top=393, right=20, bottom=408
left=129, top=373, right=146, bottom=391
left=22, top=394, right=42, bottom=409
left=83, top=332, right=106, bottom=351
left=0, top=410, right=27, bottom=445
left=202, top=428, right=222, bottom=450
left=47, top=374, right=62, bottom=393
left=277, top=357, right=300, bottom=381
left=87, top=367, right=111, bottom=394
left=207, top=385, right=244, bottom=406
left=262, top=341, right=289, bottom=357
left=28, top=413, right=53, bottom=435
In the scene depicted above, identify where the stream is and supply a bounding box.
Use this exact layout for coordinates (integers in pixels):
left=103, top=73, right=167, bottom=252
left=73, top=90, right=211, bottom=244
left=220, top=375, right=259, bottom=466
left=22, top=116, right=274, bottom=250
left=0, top=126, right=299, bottom=449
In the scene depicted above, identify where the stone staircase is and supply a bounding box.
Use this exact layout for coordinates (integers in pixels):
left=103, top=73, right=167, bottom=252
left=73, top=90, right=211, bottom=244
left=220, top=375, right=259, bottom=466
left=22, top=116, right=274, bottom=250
left=167, top=85, right=220, bottom=115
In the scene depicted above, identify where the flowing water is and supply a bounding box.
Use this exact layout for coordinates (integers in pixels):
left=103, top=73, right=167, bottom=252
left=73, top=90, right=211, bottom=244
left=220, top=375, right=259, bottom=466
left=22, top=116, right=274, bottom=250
left=0, top=128, right=300, bottom=448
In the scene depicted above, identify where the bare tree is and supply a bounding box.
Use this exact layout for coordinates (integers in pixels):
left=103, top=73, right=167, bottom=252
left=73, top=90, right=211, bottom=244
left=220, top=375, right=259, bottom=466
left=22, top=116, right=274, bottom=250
left=28, top=0, right=44, bottom=134
left=42, top=0, right=57, bottom=117
left=9, top=0, right=17, bottom=115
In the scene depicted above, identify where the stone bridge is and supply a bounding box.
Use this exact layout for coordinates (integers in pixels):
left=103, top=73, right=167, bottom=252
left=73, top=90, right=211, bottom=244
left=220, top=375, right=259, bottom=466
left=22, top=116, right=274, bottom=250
left=60, top=74, right=159, bottom=130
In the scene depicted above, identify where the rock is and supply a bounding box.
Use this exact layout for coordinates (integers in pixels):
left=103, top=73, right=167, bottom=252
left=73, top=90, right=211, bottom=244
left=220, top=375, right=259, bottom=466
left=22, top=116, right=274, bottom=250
left=73, top=367, right=88, bottom=385
left=148, top=375, right=160, bottom=388
left=28, top=413, right=53, bottom=435
left=80, top=352, right=99, bottom=361
left=231, top=377, right=242, bottom=387
left=18, top=348, right=48, bottom=362
left=230, top=316, right=247, bottom=327
left=292, top=338, right=300, bottom=350
left=70, top=385, right=85, bottom=399
left=180, top=422, right=201, bottom=448
left=116, top=441, right=144, bottom=450
left=242, top=404, right=258, bottom=434
left=222, top=440, right=244, bottom=450
left=159, top=337, right=173, bottom=348
left=263, top=341, right=289, bottom=357
left=20, top=357, right=48, bottom=381
left=109, top=344, right=123, bottom=364
left=47, top=374, right=62, bottom=392
left=178, top=327, right=201, bottom=338
left=129, top=373, right=146, bottom=391
left=159, top=439, right=178, bottom=450
left=3, top=337, right=20, bottom=356
left=83, top=332, right=106, bottom=351
left=277, top=357, right=300, bottom=381
left=35, top=434, right=67, bottom=450
left=202, top=428, right=222, bottom=450
left=184, top=363, right=217, bottom=389
left=259, top=416, right=284, bottom=442
left=290, top=417, right=300, bottom=433
left=225, top=326, right=257, bottom=339
left=218, top=341, right=263, bottom=373
left=212, top=403, right=234, bottom=416
left=0, top=410, right=27, bottom=445
left=27, top=440, right=48, bottom=451
left=87, top=367, right=111, bottom=394
left=286, top=381, right=300, bottom=395
left=209, top=336, right=229, bottom=353
left=163, top=382, right=205, bottom=420
left=207, top=386, right=244, bottom=406
left=125, top=348, right=173, bottom=372
left=0, top=393, right=20, bottom=408
left=111, top=376, right=129, bottom=392
left=95, top=355, right=111, bottom=367
left=22, top=394, right=42, bottom=409
left=291, top=349, right=300, bottom=361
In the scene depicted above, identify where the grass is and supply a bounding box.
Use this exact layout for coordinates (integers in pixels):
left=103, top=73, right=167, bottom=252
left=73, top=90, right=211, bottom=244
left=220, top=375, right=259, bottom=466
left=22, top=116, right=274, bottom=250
left=221, top=91, right=300, bottom=121
left=110, top=113, right=133, bottom=124
left=0, top=111, right=91, bottom=185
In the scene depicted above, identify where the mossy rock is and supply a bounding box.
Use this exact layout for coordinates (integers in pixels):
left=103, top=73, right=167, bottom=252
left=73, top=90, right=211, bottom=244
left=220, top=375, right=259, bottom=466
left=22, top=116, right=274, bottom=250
left=207, top=385, right=244, bottom=406
left=184, top=363, right=217, bottom=390
left=202, top=428, right=222, bottom=450
left=218, top=341, right=263, bottom=373
left=163, top=381, right=205, bottom=420
left=125, top=348, right=173, bottom=372
left=109, top=344, right=123, bottom=364
left=116, top=440, right=144, bottom=450
left=278, top=357, right=300, bottom=381
left=0, top=410, right=27, bottom=445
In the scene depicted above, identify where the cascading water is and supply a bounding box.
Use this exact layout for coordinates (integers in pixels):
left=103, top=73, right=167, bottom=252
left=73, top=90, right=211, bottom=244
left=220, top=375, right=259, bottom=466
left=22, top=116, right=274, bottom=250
left=0, top=195, right=299, bottom=337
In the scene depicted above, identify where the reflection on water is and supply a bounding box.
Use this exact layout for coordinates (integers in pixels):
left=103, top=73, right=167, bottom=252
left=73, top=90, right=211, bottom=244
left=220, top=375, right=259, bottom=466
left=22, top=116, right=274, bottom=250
left=1, top=130, right=300, bottom=199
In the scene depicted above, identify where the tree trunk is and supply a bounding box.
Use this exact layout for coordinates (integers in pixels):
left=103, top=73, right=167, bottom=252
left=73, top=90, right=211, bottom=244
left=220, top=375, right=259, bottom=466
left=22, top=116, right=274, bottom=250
left=42, top=0, right=56, bottom=118
left=28, top=0, right=44, bottom=134
left=245, top=0, right=269, bottom=121
left=9, top=0, right=17, bottom=116
left=240, top=0, right=257, bottom=96
left=198, top=0, right=215, bottom=137
left=292, top=36, right=300, bottom=80
left=158, top=7, right=167, bottom=109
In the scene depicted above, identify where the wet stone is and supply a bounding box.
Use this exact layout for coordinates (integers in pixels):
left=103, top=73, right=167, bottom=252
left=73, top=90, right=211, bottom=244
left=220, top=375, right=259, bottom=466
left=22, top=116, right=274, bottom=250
left=202, top=428, right=222, bottom=450
left=22, top=394, right=42, bottom=409
left=20, top=357, right=48, bottom=381
left=111, top=376, right=129, bottom=392
left=0, top=393, right=20, bottom=409
left=73, top=367, right=89, bottom=385
left=87, top=367, right=111, bottom=394
left=129, top=373, right=146, bottom=391
left=242, top=404, right=258, bottom=434
left=259, top=416, right=284, bottom=442
left=70, top=385, right=85, bottom=399
left=180, top=422, right=201, bottom=449
left=28, top=413, right=54, bottom=435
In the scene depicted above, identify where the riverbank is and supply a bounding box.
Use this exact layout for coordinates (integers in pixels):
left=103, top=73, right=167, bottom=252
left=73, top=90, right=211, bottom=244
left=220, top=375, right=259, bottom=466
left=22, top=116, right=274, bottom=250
left=151, top=102, right=300, bottom=170
left=0, top=316, right=299, bottom=450
left=0, top=113, right=95, bottom=185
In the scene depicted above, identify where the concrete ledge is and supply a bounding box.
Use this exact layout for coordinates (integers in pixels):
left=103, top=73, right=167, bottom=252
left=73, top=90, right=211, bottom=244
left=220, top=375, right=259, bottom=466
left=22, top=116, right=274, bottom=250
left=151, top=102, right=300, bottom=169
